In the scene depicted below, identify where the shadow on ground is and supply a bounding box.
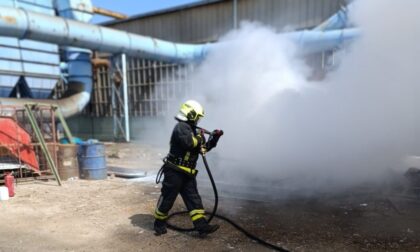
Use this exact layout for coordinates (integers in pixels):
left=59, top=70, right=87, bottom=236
left=129, top=213, right=155, bottom=231
left=130, top=213, right=205, bottom=239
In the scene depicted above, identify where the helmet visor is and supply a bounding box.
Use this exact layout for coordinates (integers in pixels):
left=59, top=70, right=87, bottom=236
left=196, top=115, right=203, bottom=124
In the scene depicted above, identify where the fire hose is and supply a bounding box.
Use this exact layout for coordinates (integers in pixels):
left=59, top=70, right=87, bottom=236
left=161, top=128, right=289, bottom=252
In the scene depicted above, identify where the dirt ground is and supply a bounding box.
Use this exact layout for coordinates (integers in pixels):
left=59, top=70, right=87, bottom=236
left=1, top=143, right=420, bottom=251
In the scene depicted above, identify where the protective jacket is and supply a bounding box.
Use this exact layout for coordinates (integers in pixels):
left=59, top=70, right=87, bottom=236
left=166, top=121, right=203, bottom=175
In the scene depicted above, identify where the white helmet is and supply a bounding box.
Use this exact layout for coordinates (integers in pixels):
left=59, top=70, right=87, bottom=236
left=175, top=100, right=204, bottom=124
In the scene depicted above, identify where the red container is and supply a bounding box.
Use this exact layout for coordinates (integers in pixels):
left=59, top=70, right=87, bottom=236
left=4, top=173, right=14, bottom=197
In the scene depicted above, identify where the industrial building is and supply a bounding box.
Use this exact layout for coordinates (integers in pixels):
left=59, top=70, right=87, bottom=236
left=3, top=1, right=419, bottom=251
left=0, top=0, right=355, bottom=180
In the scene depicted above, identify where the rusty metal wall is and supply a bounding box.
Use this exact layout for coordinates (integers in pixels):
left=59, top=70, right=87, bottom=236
left=88, top=0, right=345, bottom=118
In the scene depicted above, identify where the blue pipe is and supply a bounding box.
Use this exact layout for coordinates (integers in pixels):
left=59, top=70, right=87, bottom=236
left=0, top=6, right=208, bottom=62
left=55, top=0, right=93, bottom=118
left=314, top=3, right=354, bottom=31
left=64, top=49, right=92, bottom=93
left=0, top=6, right=359, bottom=62
left=286, top=28, right=360, bottom=55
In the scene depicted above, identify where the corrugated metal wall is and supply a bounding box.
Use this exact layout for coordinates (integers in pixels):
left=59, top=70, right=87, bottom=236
left=107, top=0, right=345, bottom=43
left=86, top=0, right=344, bottom=118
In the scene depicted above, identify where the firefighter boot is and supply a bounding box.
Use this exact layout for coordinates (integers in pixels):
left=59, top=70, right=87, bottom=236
left=194, top=218, right=219, bottom=237
left=154, top=219, right=167, bottom=236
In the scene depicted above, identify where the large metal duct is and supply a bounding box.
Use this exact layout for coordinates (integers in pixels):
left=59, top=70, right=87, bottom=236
left=0, top=47, right=91, bottom=117
left=0, top=6, right=360, bottom=117
left=314, top=3, right=354, bottom=31
left=0, top=6, right=359, bottom=61
left=0, top=48, right=91, bottom=118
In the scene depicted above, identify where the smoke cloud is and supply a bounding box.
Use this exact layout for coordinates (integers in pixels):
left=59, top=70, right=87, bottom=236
left=176, top=0, right=420, bottom=198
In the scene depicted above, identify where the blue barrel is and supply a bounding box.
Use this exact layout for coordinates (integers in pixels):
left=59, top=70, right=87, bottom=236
left=78, top=143, right=107, bottom=180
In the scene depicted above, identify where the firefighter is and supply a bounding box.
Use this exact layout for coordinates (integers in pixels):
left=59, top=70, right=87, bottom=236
left=154, top=100, right=223, bottom=236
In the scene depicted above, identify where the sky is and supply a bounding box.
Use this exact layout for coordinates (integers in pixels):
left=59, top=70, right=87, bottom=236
left=91, top=0, right=202, bottom=23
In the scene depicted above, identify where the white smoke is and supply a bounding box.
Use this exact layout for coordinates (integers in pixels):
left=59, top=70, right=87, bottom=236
left=185, top=0, right=420, bottom=197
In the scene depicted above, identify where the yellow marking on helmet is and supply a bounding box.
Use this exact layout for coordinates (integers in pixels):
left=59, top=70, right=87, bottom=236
left=179, top=100, right=205, bottom=122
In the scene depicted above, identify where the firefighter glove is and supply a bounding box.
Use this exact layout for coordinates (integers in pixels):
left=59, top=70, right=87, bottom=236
left=206, top=129, right=223, bottom=151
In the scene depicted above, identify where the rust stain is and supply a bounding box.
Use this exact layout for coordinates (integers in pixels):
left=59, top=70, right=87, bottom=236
left=1, top=16, right=17, bottom=24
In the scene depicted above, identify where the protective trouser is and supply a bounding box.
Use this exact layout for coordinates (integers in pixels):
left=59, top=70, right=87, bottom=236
left=154, top=166, right=206, bottom=223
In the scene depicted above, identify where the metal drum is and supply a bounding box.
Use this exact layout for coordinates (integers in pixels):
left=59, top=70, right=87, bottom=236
left=57, top=144, right=79, bottom=180
left=78, top=143, right=107, bottom=180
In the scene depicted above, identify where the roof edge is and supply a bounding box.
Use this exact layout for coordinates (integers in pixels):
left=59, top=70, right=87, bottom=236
left=100, top=0, right=227, bottom=26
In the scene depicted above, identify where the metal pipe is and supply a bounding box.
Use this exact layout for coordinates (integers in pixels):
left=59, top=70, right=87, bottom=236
left=0, top=6, right=359, bottom=62
left=286, top=28, right=360, bottom=55
left=93, top=6, right=128, bottom=20
left=0, top=6, right=208, bottom=62
left=121, top=53, right=130, bottom=142
left=233, top=0, right=238, bottom=29
left=91, top=57, right=110, bottom=68
left=0, top=92, right=90, bottom=118
left=112, top=82, right=117, bottom=138
left=314, top=3, right=354, bottom=31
